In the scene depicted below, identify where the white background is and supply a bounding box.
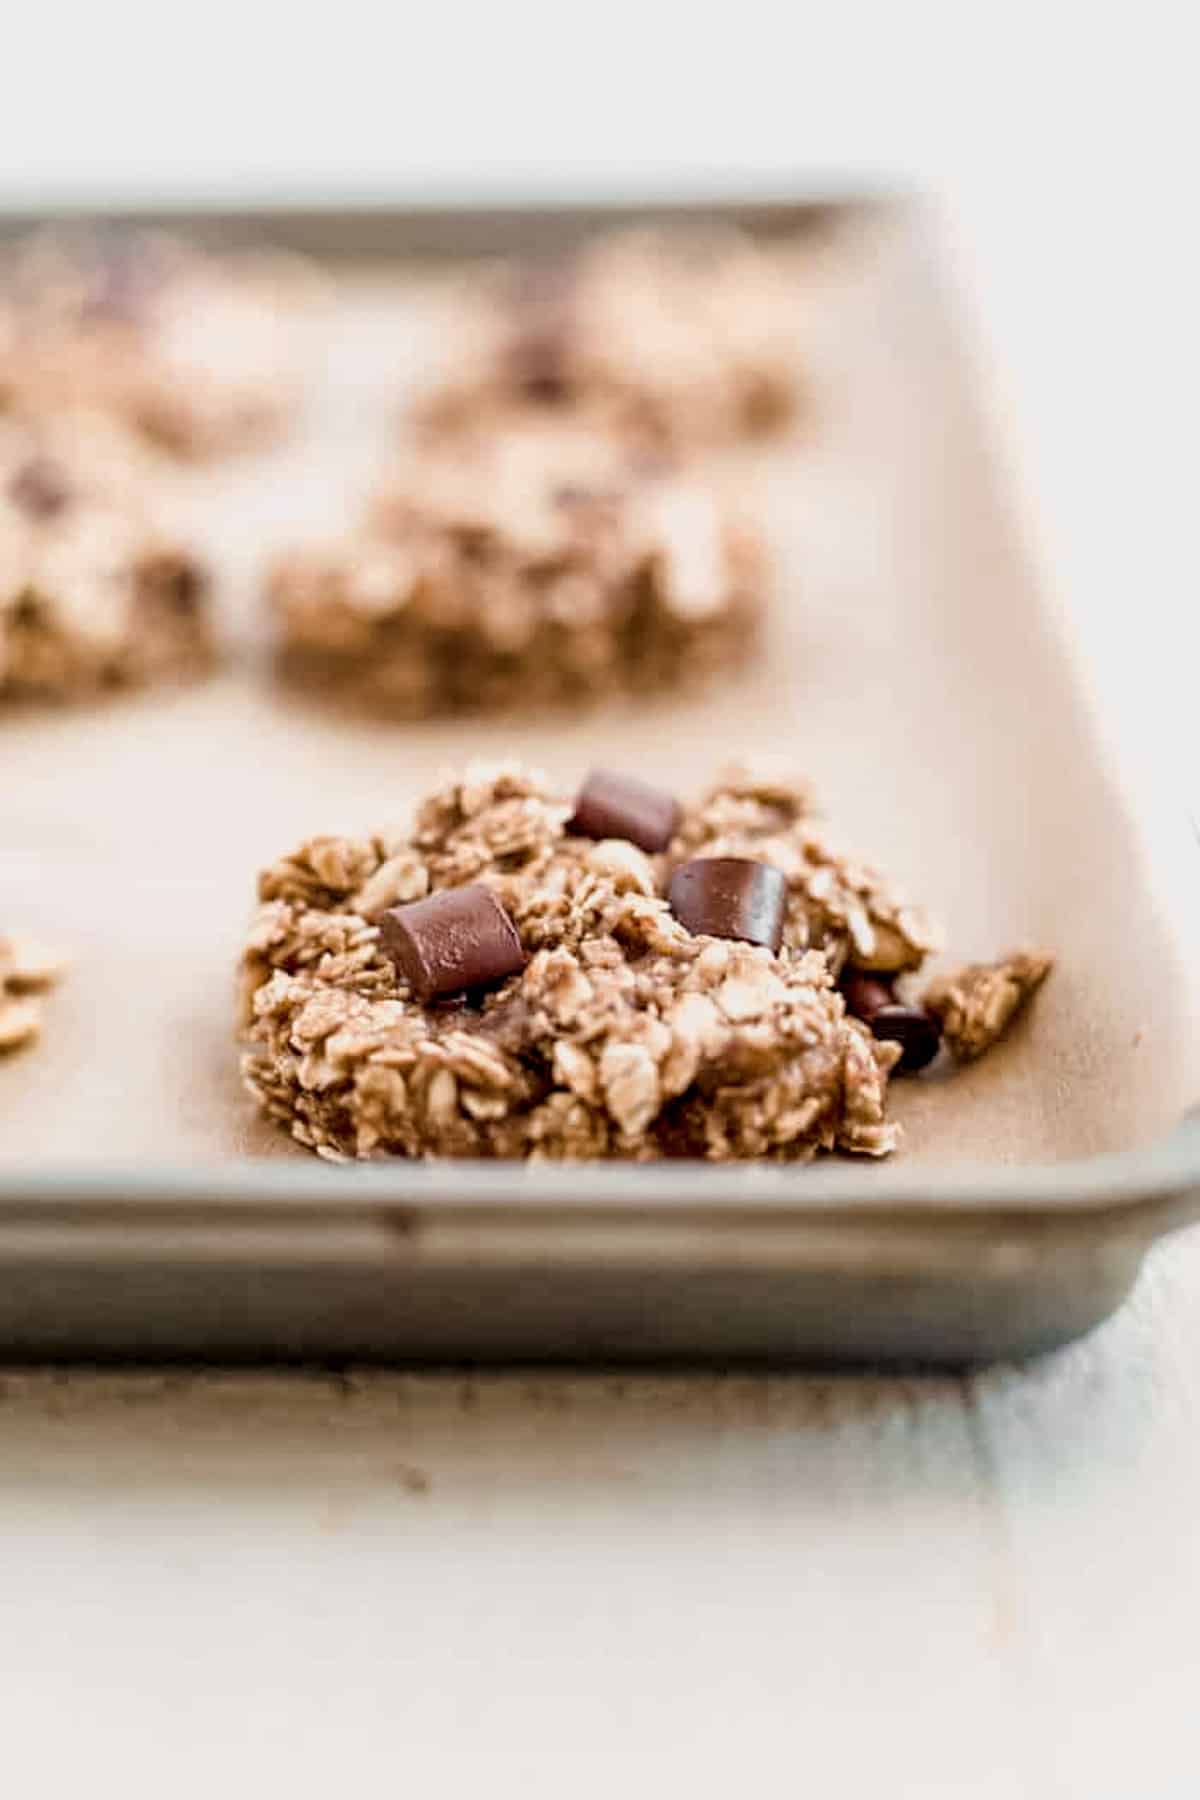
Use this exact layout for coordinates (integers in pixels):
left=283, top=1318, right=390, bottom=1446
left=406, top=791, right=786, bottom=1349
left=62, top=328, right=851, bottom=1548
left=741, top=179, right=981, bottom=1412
left=1, top=6, right=1198, bottom=1795
left=2, top=1, right=1193, bottom=781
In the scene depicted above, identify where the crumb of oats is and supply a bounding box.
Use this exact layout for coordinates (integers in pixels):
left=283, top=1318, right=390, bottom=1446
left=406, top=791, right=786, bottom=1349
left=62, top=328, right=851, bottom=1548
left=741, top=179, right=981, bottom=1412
left=922, top=949, right=1053, bottom=1063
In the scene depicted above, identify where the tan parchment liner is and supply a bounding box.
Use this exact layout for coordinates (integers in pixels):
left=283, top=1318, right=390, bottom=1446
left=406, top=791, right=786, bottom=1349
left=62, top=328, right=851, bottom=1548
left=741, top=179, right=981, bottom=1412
left=4, top=209, right=1196, bottom=1173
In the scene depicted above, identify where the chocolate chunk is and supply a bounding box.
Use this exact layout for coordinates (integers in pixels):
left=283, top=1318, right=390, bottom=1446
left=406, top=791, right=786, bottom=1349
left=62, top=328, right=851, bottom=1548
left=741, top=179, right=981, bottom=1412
left=504, top=261, right=577, bottom=400
left=840, top=969, right=895, bottom=1023
left=667, top=857, right=787, bottom=952
left=166, top=562, right=206, bottom=614
left=143, top=553, right=208, bottom=614
left=841, top=969, right=940, bottom=1070
left=508, top=325, right=570, bottom=403
left=567, top=769, right=681, bottom=854
left=378, top=885, right=526, bottom=1003
left=869, top=1003, right=942, bottom=1073
left=7, top=457, right=72, bottom=520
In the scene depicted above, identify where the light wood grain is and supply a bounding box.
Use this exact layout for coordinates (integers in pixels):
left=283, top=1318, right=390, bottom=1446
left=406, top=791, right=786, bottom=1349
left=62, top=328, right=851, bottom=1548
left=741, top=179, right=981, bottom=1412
left=0, top=1237, right=1197, bottom=1797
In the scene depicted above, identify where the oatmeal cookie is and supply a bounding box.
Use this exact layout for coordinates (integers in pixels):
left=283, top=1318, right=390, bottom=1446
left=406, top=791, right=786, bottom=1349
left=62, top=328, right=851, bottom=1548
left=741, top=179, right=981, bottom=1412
left=0, top=227, right=315, bottom=458
left=415, top=228, right=804, bottom=452
left=268, top=419, right=764, bottom=716
left=0, top=412, right=213, bottom=701
left=239, top=763, right=957, bottom=1164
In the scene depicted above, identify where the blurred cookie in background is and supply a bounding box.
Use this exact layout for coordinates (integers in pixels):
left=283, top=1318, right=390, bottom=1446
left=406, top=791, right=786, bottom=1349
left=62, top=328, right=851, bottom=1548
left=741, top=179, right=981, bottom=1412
left=0, top=410, right=214, bottom=702
left=412, top=227, right=808, bottom=452
left=267, top=416, right=766, bottom=717
left=0, top=226, right=321, bottom=460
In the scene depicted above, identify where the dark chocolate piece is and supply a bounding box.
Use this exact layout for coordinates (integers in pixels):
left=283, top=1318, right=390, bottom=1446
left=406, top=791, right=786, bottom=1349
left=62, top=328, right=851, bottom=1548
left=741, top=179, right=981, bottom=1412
left=378, top=885, right=526, bottom=1003
left=507, top=259, right=575, bottom=400
left=7, top=457, right=71, bottom=520
left=869, top=1003, right=942, bottom=1074
left=508, top=325, right=570, bottom=403
left=840, top=969, right=895, bottom=1023
left=667, top=857, right=787, bottom=952
left=567, top=769, right=681, bottom=854
left=142, top=552, right=208, bottom=615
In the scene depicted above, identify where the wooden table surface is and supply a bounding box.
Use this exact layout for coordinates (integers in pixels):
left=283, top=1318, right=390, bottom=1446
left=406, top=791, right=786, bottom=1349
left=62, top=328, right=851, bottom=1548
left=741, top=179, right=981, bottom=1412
left=1, top=1234, right=1197, bottom=1796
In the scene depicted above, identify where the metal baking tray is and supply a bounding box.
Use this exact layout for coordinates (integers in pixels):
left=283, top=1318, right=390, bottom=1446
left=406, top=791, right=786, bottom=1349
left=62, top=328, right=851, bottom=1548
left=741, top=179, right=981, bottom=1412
left=3, top=193, right=1199, bottom=1365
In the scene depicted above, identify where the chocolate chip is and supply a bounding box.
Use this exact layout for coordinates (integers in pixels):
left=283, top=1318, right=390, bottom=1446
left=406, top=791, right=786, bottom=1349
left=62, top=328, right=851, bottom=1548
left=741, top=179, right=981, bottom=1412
left=567, top=769, right=681, bottom=854
left=7, top=457, right=72, bottom=520
left=840, top=969, right=895, bottom=1023
left=162, top=559, right=207, bottom=614
left=378, top=885, right=526, bottom=1003
left=504, top=257, right=578, bottom=402
left=840, top=968, right=940, bottom=1070
left=869, top=1004, right=942, bottom=1073
left=508, top=326, right=570, bottom=403
left=667, top=858, right=787, bottom=952
left=140, top=551, right=207, bottom=615
left=168, top=563, right=206, bottom=614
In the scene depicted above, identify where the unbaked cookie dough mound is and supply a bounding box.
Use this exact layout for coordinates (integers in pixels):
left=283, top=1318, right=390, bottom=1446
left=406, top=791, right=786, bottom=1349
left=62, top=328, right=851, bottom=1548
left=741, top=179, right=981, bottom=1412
left=0, top=412, right=214, bottom=703
left=268, top=419, right=764, bottom=717
left=415, top=228, right=806, bottom=452
left=239, top=764, right=976, bottom=1166
left=0, top=227, right=316, bottom=459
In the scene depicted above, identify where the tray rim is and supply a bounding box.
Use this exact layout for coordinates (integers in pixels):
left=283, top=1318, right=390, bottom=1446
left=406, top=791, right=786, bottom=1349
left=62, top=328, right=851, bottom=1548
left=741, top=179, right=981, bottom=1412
left=3, top=189, right=1198, bottom=1254
left=2, top=1121, right=1198, bottom=1240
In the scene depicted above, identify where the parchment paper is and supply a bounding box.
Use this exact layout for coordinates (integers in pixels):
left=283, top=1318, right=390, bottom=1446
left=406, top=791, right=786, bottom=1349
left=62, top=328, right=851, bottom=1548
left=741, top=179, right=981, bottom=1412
left=4, top=209, right=1197, bottom=1174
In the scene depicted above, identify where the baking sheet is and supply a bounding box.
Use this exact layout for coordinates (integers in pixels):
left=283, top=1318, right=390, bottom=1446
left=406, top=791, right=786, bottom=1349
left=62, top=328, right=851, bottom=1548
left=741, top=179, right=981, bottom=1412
left=3, top=202, right=1199, bottom=1186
